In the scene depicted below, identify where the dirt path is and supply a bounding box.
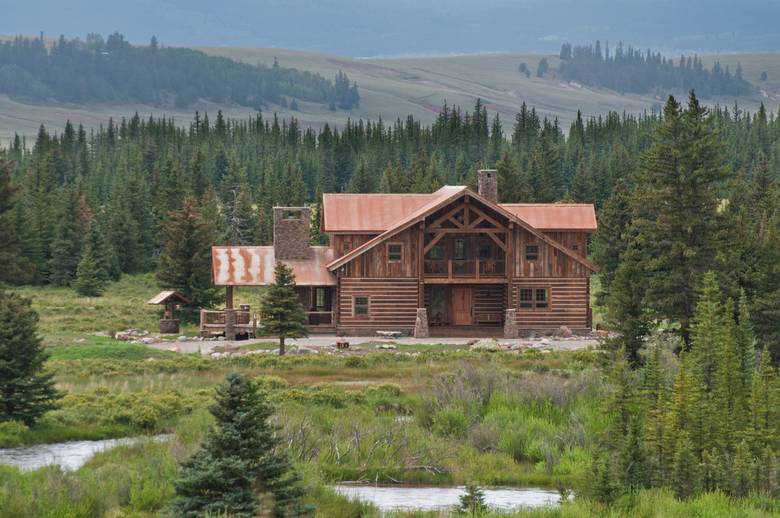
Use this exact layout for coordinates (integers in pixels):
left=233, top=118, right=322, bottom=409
left=151, top=335, right=600, bottom=355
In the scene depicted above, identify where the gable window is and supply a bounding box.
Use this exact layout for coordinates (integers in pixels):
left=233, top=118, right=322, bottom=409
left=387, top=243, right=403, bottom=262
left=518, top=286, right=550, bottom=311
left=525, top=244, right=539, bottom=261
left=571, top=244, right=579, bottom=251
left=454, top=239, right=467, bottom=260
left=341, top=241, right=352, bottom=254
left=478, top=241, right=493, bottom=260
left=353, top=296, right=370, bottom=317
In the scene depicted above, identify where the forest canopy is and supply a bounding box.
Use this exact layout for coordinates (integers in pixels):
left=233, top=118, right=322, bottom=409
left=0, top=33, right=360, bottom=109
left=557, top=41, right=754, bottom=97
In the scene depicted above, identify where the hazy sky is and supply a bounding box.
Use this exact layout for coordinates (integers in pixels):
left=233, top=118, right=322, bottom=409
left=3, top=0, right=779, bottom=56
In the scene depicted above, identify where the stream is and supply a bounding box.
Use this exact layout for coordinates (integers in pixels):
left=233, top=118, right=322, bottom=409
left=0, top=435, right=170, bottom=471
left=334, top=484, right=562, bottom=512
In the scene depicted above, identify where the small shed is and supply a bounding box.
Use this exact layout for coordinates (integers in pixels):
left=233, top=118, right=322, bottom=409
left=147, top=291, right=191, bottom=334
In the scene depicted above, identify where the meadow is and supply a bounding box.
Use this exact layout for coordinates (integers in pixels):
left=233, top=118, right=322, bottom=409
left=1, top=276, right=777, bottom=517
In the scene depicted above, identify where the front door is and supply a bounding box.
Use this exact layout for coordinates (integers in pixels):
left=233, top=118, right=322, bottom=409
left=452, top=287, right=473, bottom=325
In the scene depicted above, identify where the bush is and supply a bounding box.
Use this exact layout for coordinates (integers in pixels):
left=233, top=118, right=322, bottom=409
left=0, top=420, right=29, bottom=447
left=432, top=406, right=469, bottom=438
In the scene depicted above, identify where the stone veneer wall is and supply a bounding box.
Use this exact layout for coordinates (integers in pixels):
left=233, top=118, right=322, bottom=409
left=273, top=207, right=312, bottom=260
left=477, top=169, right=498, bottom=203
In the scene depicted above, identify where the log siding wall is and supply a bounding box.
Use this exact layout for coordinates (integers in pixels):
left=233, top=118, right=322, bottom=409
left=511, top=277, right=590, bottom=330
left=337, top=278, right=420, bottom=334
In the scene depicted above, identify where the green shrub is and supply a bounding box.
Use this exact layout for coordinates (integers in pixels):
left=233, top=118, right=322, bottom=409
left=0, top=421, right=29, bottom=447
left=432, top=406, right=469, bottom=438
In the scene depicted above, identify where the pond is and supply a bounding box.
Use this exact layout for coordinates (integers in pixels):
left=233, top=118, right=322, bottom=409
left=333, top=484, right=562, bottom=512
left=0, top=435, right=170, bottom=471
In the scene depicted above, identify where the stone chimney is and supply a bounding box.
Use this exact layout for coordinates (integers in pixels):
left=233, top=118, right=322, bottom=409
left=477, top=169, right=498, bottom=203
left=273, top=207, right=312, bottom=260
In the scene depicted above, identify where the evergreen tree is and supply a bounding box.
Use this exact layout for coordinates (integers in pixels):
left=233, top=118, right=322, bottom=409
left=0, top=158, right=33, bottom=284
left=260, top=262, right=308, bottom=355
left=0, top=291, right=61, bottom=424
left=156, top=197, right=219, bottom=310
left=48, top=187, right=84, bottom=286
left=171, top=373, right=309, bottom=517
left=348, top=158, right=372, bottom=193
left=73, top=243, right=106, bottom=297
left=628, top=93, right=728, bottom=348
left=457, top=483, right=488, bottom=515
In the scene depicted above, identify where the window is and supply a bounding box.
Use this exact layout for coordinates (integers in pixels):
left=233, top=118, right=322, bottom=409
left=428, top=244, right=444, bottom=260
left=525, top=244, right=539, bottom=261
left=315, top=288, right=326, bottom=310
left=341, top=241, right=352, bottom=254
left=478, top=242, right=493, bottom=260
left=454, top=239, right=467, bottom=260
left=282, top=209, right=302, bottom=220
left=571, top=244, right=579, bottom=251
left=387, top=243, right=403, bottom=262
left=518, top=286, right=550, bottom=310
left=353, top=296, right=369, bottom=317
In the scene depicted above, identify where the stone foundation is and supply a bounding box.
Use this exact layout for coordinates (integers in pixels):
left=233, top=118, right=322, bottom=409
left=159, top=319, right=180, bottom=334
left=503, top=309, right=518, bottom=339
left=413, top=308, right=429, bottom=338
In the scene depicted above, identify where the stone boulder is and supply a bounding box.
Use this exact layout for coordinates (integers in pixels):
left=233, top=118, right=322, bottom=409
left=469, top=338, right=503, bottom=352
left=115, top=329, right=149, bottom=341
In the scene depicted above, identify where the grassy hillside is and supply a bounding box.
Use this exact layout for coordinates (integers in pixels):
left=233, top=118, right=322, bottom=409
left=1, top=45, right=779, bottom=145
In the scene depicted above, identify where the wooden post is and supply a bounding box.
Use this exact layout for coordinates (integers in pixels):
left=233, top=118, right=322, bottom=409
left=225, top=285, right=234, bottom=309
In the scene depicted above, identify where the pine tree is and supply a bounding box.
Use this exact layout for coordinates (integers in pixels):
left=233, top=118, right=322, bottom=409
left=0, top=291, right=61, bottom=424
left=260, top=262, right=308, bottom=355
left=73, top=243, right=106, bottom=297
left=156, top=197, right=219, bottom=310
left=171, top=373, right=309, bottom=517
left=348, top=158, right=372, bottom=193
left=628, top=93, right=728, bottom=348
left=0, top=159, right=33, bottom=284
left=457, top=483, right=488, bottom=515
left=48, top=187, right=84, bottom=286
left=672, top=431, right=699, bottom=499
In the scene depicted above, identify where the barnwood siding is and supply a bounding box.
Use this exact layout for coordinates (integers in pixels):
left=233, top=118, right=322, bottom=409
left=337, top=278, right=419, bottom=333
left=332, top=234, right=377, bottom=259
left=543, top=231, right=589, bottom=259
left=473, top=285, right=506, bottom=324
left=339, top=227, right=419, bottom=278
left=512, top=278, right=590, bottom=329
left=514, top=228, right=589, bottom=278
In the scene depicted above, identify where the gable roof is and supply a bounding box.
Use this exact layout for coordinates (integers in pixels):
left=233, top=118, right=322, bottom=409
left=212, top=246, right=336, bottom=286
left=323, top=194, right=597, bottom=232
left=326, top=187, right=599, bottom=273
left=501, top=204, right=597, bottom=231
left=147, top=291, right=190, bottom=305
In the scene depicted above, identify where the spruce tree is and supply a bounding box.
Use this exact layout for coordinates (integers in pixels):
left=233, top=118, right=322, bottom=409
left=348, top=158, right=372, bottom=193
left=457, top=483, right=488, bottom=515
left=48, top=187, right=84, bottom=286
left=156, top=197, right=219, bottom=310
left=0, top=159, right=33, bottom=284
left=73, top=243, right=106, bottom=297
left=172, top=373, right=309, bottom=517
left=628, top=93, right=728, bottom=348
left=0, top=291, right=61, bottom=424
left=260, top=262, right=308, bottom=355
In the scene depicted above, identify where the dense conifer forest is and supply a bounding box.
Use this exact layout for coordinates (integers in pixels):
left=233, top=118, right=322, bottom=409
left=0, top=33, right=360, bottom=109
left=557, top=42, right=754, bottom=97
left=1, top=95, right=780, bottom=363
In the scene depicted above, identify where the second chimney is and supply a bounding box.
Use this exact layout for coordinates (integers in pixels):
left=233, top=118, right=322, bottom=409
left=477, top=169, right=498, bottom=203
left=273, top=207, right=312, bottom=260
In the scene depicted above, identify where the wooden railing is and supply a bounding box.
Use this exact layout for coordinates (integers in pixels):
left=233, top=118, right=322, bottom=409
left=199, top=309, right=256, bottom=338
left=424, top=259, right=506, bottom=279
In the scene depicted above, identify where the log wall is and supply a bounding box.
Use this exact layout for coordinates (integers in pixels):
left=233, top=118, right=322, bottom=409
left=336, top=278, right=420, bottom=334
left=511, top=277, right=590, bottom=330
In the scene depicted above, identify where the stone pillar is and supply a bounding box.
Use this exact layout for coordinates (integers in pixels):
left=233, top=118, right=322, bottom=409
left=477, top=169, right=498, bottom=203
left=504, top=309, right=518, bottom=339
left=414, top=308, right=429, bottom=338
left=224, top=309, right=236, bottom=341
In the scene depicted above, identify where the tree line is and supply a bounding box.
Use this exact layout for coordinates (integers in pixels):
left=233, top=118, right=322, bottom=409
left=557, top=41, right=754, bottom=97
left=0, top=33, right=359, bottom=110
left=0, top=94, right=779, bottom=359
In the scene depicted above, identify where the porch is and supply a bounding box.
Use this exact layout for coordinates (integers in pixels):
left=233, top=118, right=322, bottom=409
left=424, top=284, right=507, bottom=329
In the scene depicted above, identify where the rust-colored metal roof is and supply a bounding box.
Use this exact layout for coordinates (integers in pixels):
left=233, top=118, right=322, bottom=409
left=500, top=204, right=598, bottom=231
left=147, top=291, right=190, bottom=305
left=323, top=194, right=597, bottom=232
left=212, top=246, right=336, bottom=286
left=322, top=193, right=435, bottom=232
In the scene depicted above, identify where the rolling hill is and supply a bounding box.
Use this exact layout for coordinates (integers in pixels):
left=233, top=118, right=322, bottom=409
left=1, top=45, right=779, bottom=145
